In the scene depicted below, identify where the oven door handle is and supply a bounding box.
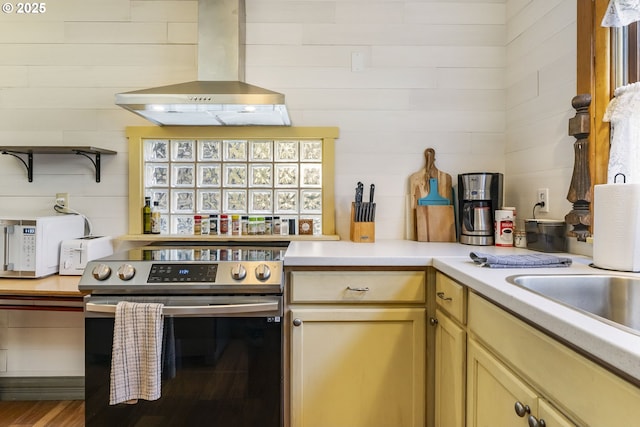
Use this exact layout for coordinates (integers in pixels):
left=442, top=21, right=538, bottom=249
left=85, top=301, right=280, bottom=316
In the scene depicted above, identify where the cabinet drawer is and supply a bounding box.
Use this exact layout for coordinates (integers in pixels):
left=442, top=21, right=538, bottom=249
left=435, top=272, right=466, bottom=324
left=289, top=270, right=425, bottom=303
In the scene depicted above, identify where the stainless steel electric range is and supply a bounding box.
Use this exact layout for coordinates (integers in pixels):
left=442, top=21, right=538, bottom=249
left=79, top=244, right=286, bottom=427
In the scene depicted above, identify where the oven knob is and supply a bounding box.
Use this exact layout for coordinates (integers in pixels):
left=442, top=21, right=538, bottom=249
left=255, top=264, right=271, bottom=281
left=92, top=264, right=111, bottom=281
left=231, top=263, right=247, bottom=280
left=117, top=264, right=136, bottom=281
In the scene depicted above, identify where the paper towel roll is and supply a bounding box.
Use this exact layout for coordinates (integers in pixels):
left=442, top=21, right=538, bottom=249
left=593, top=183, right=640, bottom=271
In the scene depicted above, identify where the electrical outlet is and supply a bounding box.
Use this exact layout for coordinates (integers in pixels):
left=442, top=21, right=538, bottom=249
left=537, top=188, right=549, bottom=213
left=56, top=192, right=69, bottom=209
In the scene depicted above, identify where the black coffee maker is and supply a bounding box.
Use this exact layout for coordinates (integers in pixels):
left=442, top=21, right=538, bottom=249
left=458, top=173, right=503, bottom=245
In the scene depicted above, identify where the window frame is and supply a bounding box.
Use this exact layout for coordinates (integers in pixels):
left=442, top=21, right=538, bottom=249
left=577, top=0, right=612, bottom=190
left=125, top=126, right=339, bottom=240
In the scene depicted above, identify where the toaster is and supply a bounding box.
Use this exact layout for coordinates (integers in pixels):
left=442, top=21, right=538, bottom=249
left=59, top=236, right=113, bottom=275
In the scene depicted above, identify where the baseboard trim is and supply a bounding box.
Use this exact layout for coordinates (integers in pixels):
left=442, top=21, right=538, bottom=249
left=0, top=376, right=84, bottom=401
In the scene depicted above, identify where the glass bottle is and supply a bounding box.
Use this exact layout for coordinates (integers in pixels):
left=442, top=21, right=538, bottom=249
left=143, top=197, right=152, bottom=234
left=150, top=201, right=161, bottom=234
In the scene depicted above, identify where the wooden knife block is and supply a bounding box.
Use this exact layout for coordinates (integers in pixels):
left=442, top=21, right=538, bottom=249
left=350, top=203, right=375, bottom=243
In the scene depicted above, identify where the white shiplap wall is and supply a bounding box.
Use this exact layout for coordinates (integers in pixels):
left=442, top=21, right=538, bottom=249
left=0, top=1, right=198, bottom=236
left=0, top=0, right=577, bottom=376
left=504, top=0, right=577, bottom=225
left=246, top=0, right=508, bottom=238
left=0, top=0, right=577, bottom=240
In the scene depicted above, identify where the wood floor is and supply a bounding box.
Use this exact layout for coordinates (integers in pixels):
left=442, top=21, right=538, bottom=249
left=0, top=401, right=84, bottom=427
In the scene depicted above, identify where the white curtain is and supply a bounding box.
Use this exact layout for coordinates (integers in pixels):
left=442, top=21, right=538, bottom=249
left=603, top=82, right=640, bottom=183
left=602, top=0, right=640, bottom=27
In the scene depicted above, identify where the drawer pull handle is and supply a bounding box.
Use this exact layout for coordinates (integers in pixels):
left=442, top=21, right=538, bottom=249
left=528, top=415, right=546, bottom=427
left=347, top=286, right=370, bottom=292
left=514, top=401, right=531, bottom=417
left=437, top=292, right=453, bottom=301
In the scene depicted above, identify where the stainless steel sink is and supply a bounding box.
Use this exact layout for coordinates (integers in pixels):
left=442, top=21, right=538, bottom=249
left=507, top=274, right=640, bottom=335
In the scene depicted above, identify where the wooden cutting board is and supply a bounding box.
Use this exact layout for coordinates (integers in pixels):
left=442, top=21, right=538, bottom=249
left=408, top=148, right=456, bottom=242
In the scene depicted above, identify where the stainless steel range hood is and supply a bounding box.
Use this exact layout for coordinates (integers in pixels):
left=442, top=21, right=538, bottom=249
left=115, top=0, right=291, bottom=126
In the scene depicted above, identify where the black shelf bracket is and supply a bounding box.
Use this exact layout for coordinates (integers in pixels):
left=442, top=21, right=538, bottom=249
left=74, top=150, right=102, bottom=182
left=1, top=150, right=33, bottom=182
left=0, top=146, right=115, bottom=183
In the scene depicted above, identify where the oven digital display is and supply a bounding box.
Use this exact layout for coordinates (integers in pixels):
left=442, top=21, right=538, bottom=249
left=147, top=264, right=218, bottom=283
left=22, top=227, right=36, bottom=235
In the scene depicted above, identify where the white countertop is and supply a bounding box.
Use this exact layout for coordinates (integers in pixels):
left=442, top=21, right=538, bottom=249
left=285, top=239, right=535, bottom=266
left=285, top=239, right=640, bottom=383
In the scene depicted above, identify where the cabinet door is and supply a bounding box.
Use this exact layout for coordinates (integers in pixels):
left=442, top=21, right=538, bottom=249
left=467, top=339, right=538, bottom=427
left=434, top=309, right=465, bottom=427
left=290, top=307, right=425, bottom=427
left=536, top=399, right=577, bottom=427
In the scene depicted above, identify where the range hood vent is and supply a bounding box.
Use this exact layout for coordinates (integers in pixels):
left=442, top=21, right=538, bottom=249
left=115, top=0, right=291, bottom=126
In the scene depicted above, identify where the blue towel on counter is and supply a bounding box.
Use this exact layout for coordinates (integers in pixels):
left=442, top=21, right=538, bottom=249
left=470, top=252, right=572, bottom=268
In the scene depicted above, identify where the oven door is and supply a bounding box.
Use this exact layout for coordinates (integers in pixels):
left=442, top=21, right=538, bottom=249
left=84, top=295, right=283, bottom=427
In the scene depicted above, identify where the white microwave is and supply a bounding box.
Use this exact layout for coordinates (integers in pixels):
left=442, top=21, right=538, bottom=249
left=0, top=215, right=85, bottom=278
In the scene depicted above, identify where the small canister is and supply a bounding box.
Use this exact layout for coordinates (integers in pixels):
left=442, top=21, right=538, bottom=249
left=495, top=209, right=515, bottom=247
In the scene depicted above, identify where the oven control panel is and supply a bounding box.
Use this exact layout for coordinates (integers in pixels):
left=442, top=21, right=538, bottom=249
left=77, top=246, right=285, bottom=294
left=147, top=264, right=219, bottom=283
left=79, top=260, right=283, bottom=294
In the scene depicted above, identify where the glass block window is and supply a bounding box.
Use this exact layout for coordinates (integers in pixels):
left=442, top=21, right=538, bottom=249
left=143, top=138, right=323, bottom=235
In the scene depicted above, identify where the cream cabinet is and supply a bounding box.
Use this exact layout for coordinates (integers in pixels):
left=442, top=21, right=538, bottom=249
left=467, top=338, right=575, bottom=427
left=468, top=289, right=640, bottom=427
left=286, top=269, right=427, bottom=427
left=433, top=272, right=466, bottom=427
left=434, top=271, right=640, bottom=427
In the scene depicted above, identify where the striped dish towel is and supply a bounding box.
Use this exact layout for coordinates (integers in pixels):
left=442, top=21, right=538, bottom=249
left=470, top=252, right=572, bottom=268
left=109, top=301, right=164, bottom=405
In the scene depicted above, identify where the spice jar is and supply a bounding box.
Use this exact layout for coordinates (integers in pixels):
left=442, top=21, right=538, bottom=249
left=220, top=214, right=229, bottom=235
left=201, top=215, right=210, bottom=235
left=193, top=215, right=202, bottom=235
left=210, top=214, right=219, bottom=235
left=248, top=216, right=258, bottom=235
left=231, top=215, right=240, bottom=235
left=241, top=215, right=249, bottom=235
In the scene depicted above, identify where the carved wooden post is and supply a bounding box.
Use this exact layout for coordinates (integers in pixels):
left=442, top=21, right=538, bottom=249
left=565, top=94, right=592, bottom=241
